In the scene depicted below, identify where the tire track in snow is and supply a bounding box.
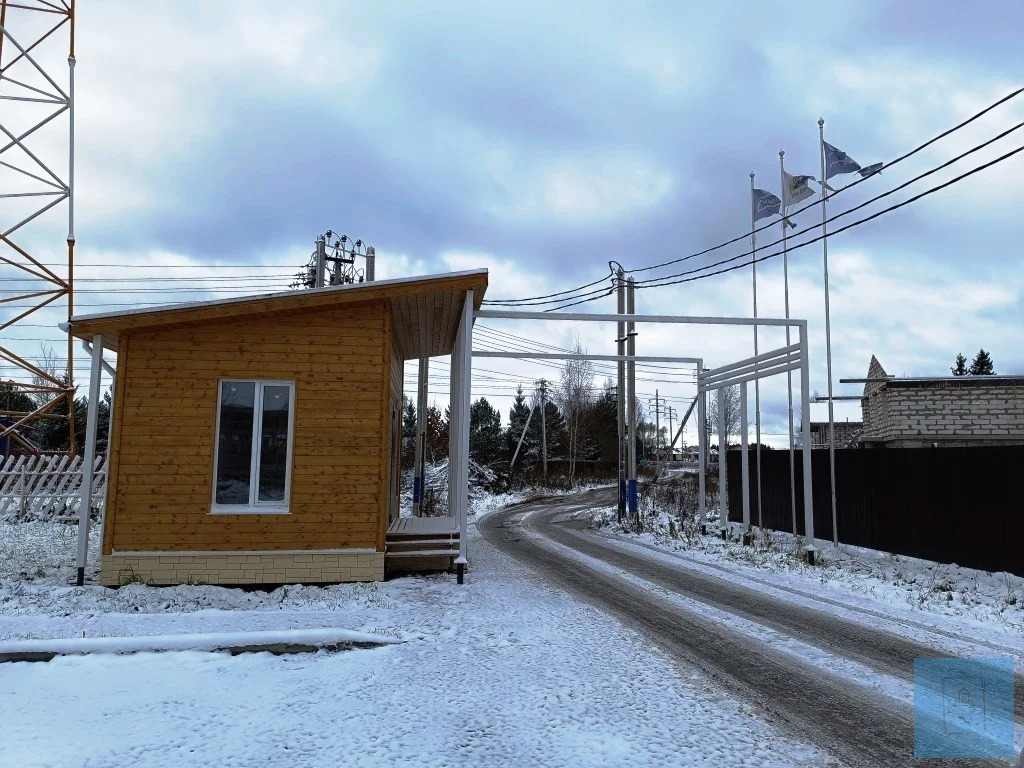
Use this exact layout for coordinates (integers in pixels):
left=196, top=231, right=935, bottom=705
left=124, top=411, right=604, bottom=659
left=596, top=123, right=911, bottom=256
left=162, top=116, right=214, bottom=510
left=534, top=492, right=1024, bottom=726
left=479, top=494, right=1013, bottom=768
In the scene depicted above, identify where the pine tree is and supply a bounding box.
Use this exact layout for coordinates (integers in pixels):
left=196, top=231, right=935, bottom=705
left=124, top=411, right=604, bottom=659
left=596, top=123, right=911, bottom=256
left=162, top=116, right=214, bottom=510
left=532, top=399, right=566, bottom=461
left=401, top=397, right=417, bottom=470
left=424, top=404, right=449, bottom=464
left=586, top=380, right=618, bottom=462
left=968, top=349, right=995, bottom=376
left=469, top=397, right=503, bottom=466
left=951, top=353, right=968, bottom=376
left=505, top=386, right=532, bottom=465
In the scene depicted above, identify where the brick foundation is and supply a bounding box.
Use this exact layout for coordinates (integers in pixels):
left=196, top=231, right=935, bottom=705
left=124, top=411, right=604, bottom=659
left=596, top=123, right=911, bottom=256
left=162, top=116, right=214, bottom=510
left=101, top=551, right=386, bottom=587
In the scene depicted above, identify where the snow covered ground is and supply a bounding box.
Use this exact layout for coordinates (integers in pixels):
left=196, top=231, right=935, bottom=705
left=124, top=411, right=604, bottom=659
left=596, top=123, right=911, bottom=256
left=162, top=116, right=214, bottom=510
left=591, top=498, right=1024, bottom=654
left=397, top=458, right=611, bottom=519
left=0, top=516, right=830, bottom=767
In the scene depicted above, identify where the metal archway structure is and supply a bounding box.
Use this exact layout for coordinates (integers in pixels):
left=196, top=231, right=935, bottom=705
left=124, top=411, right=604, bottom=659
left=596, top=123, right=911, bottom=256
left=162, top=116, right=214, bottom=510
left=465, top=308, right=819, bottom=563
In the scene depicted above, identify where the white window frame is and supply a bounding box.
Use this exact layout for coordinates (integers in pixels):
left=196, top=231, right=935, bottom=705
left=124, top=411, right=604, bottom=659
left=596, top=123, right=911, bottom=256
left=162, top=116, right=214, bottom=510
left=210, top=379, right=296, bottom=515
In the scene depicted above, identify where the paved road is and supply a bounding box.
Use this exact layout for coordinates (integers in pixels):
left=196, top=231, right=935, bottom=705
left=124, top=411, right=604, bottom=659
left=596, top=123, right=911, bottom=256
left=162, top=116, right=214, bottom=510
left=478, top=489, right=1018, bottom=768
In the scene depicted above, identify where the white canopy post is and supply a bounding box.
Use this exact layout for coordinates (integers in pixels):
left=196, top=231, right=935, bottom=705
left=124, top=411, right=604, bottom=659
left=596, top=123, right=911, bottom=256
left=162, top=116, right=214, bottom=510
left=697, top=361, right=707, bottom=531
left=717, top=387, right=728, bottom=538
left=798, top=320, right=817, bottom=561
left=448, top=344, right=459, bottom=528
left=454, top=290, right=473, bottom=583
left=75, top=334, right=104, bottom=586
left=740, top=380, right=750, bottom=536
left=413, top=357, right=428, bottom=516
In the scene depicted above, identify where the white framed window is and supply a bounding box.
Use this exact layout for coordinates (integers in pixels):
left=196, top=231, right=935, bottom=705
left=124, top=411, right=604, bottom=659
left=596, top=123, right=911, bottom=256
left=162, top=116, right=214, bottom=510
left=211, top=379, right=295, bottom=514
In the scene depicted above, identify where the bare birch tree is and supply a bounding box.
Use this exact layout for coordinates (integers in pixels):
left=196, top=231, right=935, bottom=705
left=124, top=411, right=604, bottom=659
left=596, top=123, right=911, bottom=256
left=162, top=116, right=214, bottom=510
left=706, top=384, right=741, bottom=444
left=557, top=340, right=594, bottom=486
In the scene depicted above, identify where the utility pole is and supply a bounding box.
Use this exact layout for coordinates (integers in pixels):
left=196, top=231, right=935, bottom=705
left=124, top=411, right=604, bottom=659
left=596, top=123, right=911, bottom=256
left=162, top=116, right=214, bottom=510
left=315, top=234, right=327, bottom=288
left=616, top=268, right=626, bottom=523
left=509, top=404, right=535, bottom=470
left=626, top=278, right=637, bottom=521
left=654, top=390, right=661, bottom=465
left=537, top=378, right=548, bottom=485
left=667, top=406, right=674, bottom=463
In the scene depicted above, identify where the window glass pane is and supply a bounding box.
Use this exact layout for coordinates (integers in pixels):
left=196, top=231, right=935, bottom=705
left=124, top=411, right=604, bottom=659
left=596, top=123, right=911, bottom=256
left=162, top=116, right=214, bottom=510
left=258, top=385, right=290, bottom=502
left=216, top=381, right=255, bottom=504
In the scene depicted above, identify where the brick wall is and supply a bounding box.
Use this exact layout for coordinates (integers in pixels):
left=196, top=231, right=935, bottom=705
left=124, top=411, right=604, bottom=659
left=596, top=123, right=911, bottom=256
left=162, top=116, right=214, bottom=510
left=101, top=551, right=386, bottom=586
left=861, top=381, right=1024, bottom=447
left=810, top=421, right=862, bottom=448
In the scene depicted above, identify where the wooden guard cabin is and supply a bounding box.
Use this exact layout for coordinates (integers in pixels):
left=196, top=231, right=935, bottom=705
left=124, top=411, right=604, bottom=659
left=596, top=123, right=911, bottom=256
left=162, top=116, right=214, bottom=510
left=65, top=270, right=486, bottom=587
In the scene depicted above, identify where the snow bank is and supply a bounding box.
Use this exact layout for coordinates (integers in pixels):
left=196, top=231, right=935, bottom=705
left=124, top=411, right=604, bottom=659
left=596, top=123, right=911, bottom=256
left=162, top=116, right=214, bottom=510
left=0, top=627, right=399, bottom=661
left=594, top=502, right=1024, bottom=649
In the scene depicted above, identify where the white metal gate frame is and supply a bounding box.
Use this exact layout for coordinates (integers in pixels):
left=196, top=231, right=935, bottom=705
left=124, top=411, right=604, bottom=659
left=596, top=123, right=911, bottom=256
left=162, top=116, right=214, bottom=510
left=474, top=309, right=817, bottom=554
left=697, top=338, right=815, bottom=549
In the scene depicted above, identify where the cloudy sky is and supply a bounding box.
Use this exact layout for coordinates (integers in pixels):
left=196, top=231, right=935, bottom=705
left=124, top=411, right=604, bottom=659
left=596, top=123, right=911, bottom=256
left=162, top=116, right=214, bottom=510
left=2, top=0, right=1022, bottom=446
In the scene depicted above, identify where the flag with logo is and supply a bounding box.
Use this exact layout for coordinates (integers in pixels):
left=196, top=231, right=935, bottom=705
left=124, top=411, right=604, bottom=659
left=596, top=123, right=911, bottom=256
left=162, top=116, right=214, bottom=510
left=783, top=172, right=817, bottom=207
left=752, top=188, right=782, bottom=222
left=823, top=141, right=862, bottom=178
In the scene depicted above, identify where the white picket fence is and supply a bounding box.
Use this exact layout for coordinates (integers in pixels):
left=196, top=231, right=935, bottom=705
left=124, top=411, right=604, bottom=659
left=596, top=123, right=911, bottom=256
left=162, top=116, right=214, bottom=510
left=0, top=454, right=107, bottom=520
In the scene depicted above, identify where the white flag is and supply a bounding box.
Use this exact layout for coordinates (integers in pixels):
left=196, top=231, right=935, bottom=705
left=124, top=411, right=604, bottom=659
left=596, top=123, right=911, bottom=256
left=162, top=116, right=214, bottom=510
left=783, top=172, right=817, bottom=207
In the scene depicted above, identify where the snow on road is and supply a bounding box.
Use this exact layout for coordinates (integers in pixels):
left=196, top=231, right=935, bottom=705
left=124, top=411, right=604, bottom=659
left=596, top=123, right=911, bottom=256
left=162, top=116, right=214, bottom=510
left=590, top=501, right=1024, bottom=656
left=0, top=521, right=828, bottom=768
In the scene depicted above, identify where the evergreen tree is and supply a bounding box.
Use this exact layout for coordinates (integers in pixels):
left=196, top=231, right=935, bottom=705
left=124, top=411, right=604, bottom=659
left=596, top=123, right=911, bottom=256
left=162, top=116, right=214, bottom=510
left=0, top=383, right=37, bottom=415
left=401, top=397, right=417, bottom=470
left=586, top=380, right=618, bottom=462
left=505, top=386, right=532, bottom=466
left=424, top=404, right=449, bottom=464
left=469, top=397, right=503, bottom=466
left=530, top=398, right=566, bottom=463
left=968, top=349, right=995, bottom=376
left=31, top=391, right=109, bottom=454
left=951, top=353, right=968, bottom=376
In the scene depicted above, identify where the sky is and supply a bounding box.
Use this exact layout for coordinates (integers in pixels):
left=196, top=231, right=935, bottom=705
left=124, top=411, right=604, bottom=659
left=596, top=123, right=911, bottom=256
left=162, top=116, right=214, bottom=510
left=1, top=0, right=1022, bottom=448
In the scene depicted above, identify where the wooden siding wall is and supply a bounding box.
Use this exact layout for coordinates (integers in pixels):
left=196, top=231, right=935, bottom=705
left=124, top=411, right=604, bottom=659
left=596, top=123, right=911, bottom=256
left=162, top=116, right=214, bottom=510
left=102, top=301, right=390, bottom=555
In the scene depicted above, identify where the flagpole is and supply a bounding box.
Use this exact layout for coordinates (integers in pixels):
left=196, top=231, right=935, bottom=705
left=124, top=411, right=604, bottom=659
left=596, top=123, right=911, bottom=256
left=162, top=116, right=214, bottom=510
left=780, top=150, right=797, bottom=537
left=818, top=118, right=839, bottom=547
left=749, top=172, right=762, bottom=531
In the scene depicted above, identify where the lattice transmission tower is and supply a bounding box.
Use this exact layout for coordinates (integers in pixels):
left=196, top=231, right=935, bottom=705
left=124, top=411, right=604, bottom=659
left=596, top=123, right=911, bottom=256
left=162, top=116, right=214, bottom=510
left=0, top=0, right=76, bottom=453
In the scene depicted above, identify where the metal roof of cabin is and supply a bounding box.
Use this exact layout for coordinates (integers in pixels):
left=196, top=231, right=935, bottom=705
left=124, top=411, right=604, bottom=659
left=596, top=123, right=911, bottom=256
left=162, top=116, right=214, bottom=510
left=65, top=269, right=488, bottom=359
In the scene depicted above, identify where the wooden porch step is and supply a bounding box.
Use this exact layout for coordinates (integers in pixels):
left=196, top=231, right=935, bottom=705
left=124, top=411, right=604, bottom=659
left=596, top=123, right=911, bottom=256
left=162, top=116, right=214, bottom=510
left=387, top=540, right=457, bottom=553
left=385, top=549, right=459, bottom=559
left=386, top=530, right=460, bottom=541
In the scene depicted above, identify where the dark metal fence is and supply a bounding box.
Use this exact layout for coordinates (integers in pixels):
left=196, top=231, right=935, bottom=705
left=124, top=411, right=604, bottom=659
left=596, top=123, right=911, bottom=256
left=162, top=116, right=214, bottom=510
left=727, top=446, right=1024, bottom=576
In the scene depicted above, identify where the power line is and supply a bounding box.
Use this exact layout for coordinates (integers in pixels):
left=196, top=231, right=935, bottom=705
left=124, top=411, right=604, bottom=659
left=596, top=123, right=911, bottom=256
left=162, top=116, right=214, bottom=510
left=626, top=85, right=1024, bottom=277
left=473, top=325, right=696, bottom=377
left=1, top=285, right=292, bottom=293
left=631, top=119, right=1024, bottom=289
left=633, top=142, right=1024, bottom=290
left=0, top=275, right=293, bottom=283
left=478, top=86, right=1024, bottom=306
left=479, top=272, right=613, bottom=306
left=481, top=131, right=1024, bottom=308
left=29, top=262, right=296, bottom=269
